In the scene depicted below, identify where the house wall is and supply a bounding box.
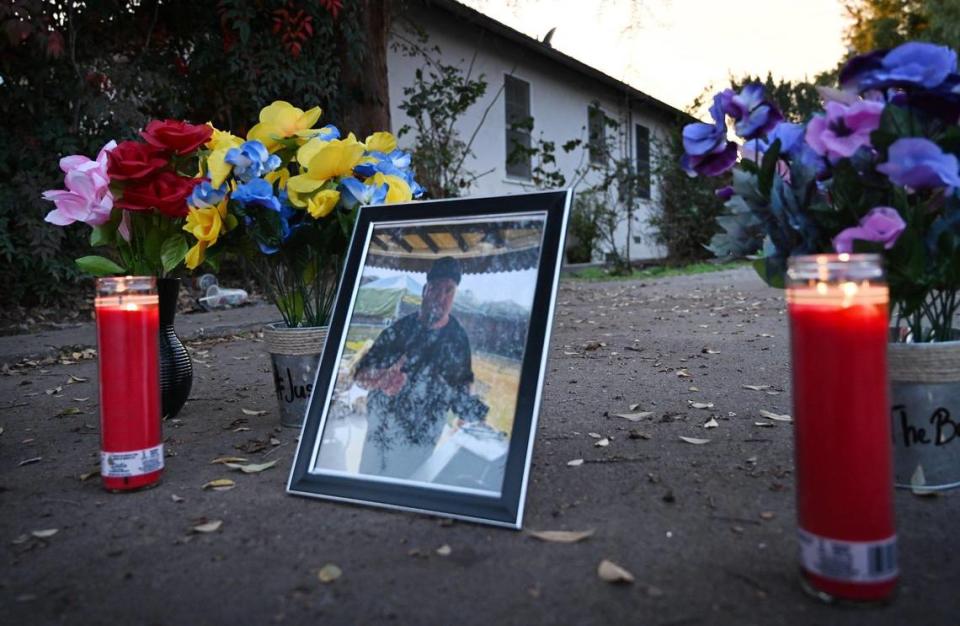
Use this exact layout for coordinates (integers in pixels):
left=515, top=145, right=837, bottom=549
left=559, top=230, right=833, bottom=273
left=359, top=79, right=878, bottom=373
left=385, top=6, right=672, bottom=262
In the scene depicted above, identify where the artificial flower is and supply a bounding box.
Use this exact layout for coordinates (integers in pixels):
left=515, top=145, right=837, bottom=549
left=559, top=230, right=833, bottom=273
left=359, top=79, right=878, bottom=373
left=682, top=94, right=728, bottom=157
left=876, top=138, right=960, bottom=189
left=183, top=195, right=230, bottom=269
left=804, top=100, right=884, bottom=162
left=225, top=140, right=282, bottom=183
left=115, top=170, right=199, bottom=217
left=141, top=119, right=213, bottom=155
left=42, top=140, right=117, bottom=227
left=306, top=189, right=340, bottom=218
left=107, top=141, right=168, bottom=181
left=339, top=177, right=388, bottom=209
left=840, top=42, right=957, bottom=92
left=189, top=181, right=228, bottom=209
left=232, top=178, right=282, bottom=212
left=832, top=207, right=907, bottom=253
left=719, top=84, right=783, bottom=140
left=365, top=132, right=397, bottom=154
left=288, top=135, right=365, bottom=194
left=206, top=125, right=244, bottom=151
left=371, top=172, right=413, bottom=204
left=247, top=101, right=322, bottom=151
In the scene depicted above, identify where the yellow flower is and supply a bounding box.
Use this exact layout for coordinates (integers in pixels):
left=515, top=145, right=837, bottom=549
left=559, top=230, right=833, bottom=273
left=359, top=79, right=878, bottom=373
left=206, top=124, right=244, bottom=151
left=265, top=167, right=290, bottom=190
left=365, top=131, right=397, bottom=154
left=372, top=172, right=413, bottom=204
left=288, top=135, right=364, bottom=195
left=206, top=147, right=235, bottom=189
left=247, top=101, right=322, bottom=152
left=306, top=189, right=341, bottom=219
left=183, top=198, right=229, bottom=270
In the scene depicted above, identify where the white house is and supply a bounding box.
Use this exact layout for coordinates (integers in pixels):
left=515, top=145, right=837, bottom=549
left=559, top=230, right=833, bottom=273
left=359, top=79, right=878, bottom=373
left=385, top=0, right=692, bottom=262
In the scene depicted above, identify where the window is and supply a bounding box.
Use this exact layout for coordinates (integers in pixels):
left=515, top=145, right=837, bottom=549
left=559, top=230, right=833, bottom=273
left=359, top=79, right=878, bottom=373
left=635, top=123, right=651, bottom=199
left=504, top=75, right=531, bottom=179
left=588, top=105, right=606, bottom=165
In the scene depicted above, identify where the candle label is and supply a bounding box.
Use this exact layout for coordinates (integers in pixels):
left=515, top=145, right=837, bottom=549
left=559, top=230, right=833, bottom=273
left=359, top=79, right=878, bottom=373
left=798, top=528, right=898, bottom=583
left=101, top=444, right=165, bottom=477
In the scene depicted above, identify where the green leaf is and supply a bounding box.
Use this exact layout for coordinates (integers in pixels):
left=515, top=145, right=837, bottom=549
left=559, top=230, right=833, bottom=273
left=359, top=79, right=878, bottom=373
left=90, top=224, right=115, bottom=247
left=757, top=139, right=781, bottom=197
left=160, top=235, right=189, bottom=273
left=76, top=255, right=125, bottom=276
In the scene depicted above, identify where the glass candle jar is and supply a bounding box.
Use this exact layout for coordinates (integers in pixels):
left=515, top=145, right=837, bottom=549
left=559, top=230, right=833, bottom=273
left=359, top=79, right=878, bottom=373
left=95, top=276, right=163, bottom=491
left=786, top=254, right=897, bottom=603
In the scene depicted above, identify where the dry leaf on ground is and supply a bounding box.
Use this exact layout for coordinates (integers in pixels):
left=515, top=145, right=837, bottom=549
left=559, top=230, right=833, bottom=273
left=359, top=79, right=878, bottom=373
left=436, top=544, right=452, bottom=556
left=202, top=479, right=236, bottom=491
left=742, top=384, right=770, bottom=391
left=224, top=460, right=278, bottom=474
left=192, top=520, right=223, bottom=533
left=317, top=564, right=342, bottom=583
left=171, top=494, right=185, bottom=503
left=598, top=559, right=634, bottom=583
left=754, top=422, right=776, bottom=428
left=211, top=456, right=248, bottom=465
left=31, top=529, right=58, bottom=539
left=55, top=407, right=83, bottom=417
left=613, top=411, right=653, bottom=422
left=758, top=410, right=792, bottom=422
left=594, top=438, right=610, bottom=447
left=703, top=418, right=719, bottom=429
left=679, top=436, right=710, bottom=445
left=676, top=369, right=692, bottom=378
left=587, top=432, right=602, bottom=439
left=689, top=401, right=714, bottom=409
left=566, top=458, right=584, bottom=467
left=528, top=529, right=595, bottom=543
left=241, top=408, right=267, bottom=416
left=78, top=469, right=100, bottom=481
left=67, top=375, right=87, bottom=384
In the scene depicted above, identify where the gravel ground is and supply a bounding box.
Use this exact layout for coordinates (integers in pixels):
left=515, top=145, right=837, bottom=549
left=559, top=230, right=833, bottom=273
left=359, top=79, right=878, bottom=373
left=1, top=267, right=957, bottom=626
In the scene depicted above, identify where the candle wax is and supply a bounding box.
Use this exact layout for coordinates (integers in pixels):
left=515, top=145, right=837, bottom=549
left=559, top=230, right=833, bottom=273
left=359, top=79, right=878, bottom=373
left=96, top=303, right=162, bottom=490
left=790, top=297, right=896, bottom=601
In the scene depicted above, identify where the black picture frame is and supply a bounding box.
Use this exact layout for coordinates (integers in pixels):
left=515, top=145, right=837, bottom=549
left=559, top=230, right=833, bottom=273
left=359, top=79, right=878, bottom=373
left=287, top=189, right=572, bottom=528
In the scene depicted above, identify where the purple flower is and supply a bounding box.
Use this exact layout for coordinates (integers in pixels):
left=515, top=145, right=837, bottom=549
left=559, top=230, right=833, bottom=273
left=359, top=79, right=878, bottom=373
left=804, top=100, right=884, bottom=162
left=718, top=84, right=783, bottom=140
left=841, top=42, right=957, bottom=92
left=715, top=186, right=734, bottom=201
left=876, top=138, right=960, bottom=189
left=681, top=142, right=738, bottom=177
left=682, top=95, right=727, bottom=157
left=763, top=122, right=805, bottom=158
left=833, top=207, right=906, bottom=253
left=42, top=140, right=117, bottom=227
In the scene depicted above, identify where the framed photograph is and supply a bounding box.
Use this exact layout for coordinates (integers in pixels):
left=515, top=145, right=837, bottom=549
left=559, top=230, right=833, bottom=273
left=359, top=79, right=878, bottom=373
left=287, top=189, right=571, bottom=528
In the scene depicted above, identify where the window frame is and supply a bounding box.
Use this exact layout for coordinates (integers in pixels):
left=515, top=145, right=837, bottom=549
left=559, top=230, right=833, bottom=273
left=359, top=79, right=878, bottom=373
left=504, top=74, right=532, bottom=180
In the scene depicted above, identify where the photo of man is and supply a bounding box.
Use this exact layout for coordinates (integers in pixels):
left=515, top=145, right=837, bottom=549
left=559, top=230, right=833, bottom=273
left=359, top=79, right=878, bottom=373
left=354, top=256, right=489, bottom=479
left=312, top=215, right=546, bottom=496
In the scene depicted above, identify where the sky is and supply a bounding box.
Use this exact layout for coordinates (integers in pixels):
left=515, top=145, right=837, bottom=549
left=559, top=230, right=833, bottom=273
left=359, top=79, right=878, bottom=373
left=365, top=266, right=538, bottom=309
left=459, top=0, right=851, bottom=114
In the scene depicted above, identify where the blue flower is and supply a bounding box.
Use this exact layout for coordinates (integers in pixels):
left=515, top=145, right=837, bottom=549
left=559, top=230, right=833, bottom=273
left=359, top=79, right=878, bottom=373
left=719, top=84, right=783, bottom=140
left=761, top=122, right=805, bottom=158
left=841, top=42, right=958, bottom=92
left=682, top=94, right=728, bottom=157
left=225, top=141, right=282, bottom=183
left=681, top=142, right=738, bottom=177
left=189, top=181, right=228, bottom=209
left=876, top=138, right=960, bottom=189
left=354, top=149, right=414, bottom=179
left=232, top=178, right=282, bottom=212
left=339, top=177, right=388, bottom=209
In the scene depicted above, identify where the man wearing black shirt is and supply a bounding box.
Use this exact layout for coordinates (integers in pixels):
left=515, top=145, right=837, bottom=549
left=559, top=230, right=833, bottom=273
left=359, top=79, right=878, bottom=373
left=354, top=256, right=488, bottom=479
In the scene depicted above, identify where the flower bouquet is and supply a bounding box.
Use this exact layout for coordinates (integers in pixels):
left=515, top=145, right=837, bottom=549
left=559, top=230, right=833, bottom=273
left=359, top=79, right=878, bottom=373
left=682, top=41, right=960, bottom=344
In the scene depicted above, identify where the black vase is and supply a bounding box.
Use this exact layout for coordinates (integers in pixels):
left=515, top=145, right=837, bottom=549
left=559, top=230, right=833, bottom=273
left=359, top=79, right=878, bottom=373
left=157, top=278, right=192, bottom=419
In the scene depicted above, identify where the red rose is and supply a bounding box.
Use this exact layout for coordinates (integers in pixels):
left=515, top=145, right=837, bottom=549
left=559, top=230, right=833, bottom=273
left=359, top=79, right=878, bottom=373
left=107, top=141, right=168, bottom=181
left=116, top=171, right=199, bottom=218
left=141, top=119, right=213, bottom=155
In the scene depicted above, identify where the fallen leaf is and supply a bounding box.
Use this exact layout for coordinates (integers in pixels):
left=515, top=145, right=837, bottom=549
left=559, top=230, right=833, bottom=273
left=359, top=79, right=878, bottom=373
left=55, top=407, right=83, bottom=417
left=232, top=427, right=251, bottom=433
left=587, top=432, right=602, bottom=439
left=31, top=529, right=58, bottom=539
left=241, top=408, right=267, bottom=416
left=171, top=494, right=185, bottom=503
left=758, top=410, right=792, bottom=422
left=192, top=520, right=223, bottom=533
left=202, top=479, right=236, bottom=491
left=613, top=411, right=653, bottom=422
left=759, top=511, right=776, bottom=520
left=72, top=397, right=89, bottom=402
left=317, top=564, right=342, bottom=583
left=628, top=430, right=651, bottom=440
left=224, top=460, right=278, bottom=474
left=703, top=418, right=719, bottom=429
left=676, top=369, right=692, bottom=378
left=702, top=348, right=721, bottom=354
left=679, top=436, right=710, bottom=445
left=566, top=458, right=584, bottom=467
left=598, top=559, right=634, bottom=583
left=210, top=456, right=248, bottom=465
left=270, top=437, right=281, bottom=446
left=66, top=375, right=87, bottom=384
left=688, top=386, right=699, bottom=392
left=436, top=544, right=452, bottom=556
left=18, top=456, right=42, bottom=466
left=688, top=401, right=714, bottom=409
left=742, top=384, right=770, bottom=391
left=628, top=403, right=641, bottom=411
left=594, top=437, right=610, bottom=447
left=754, top=422, right=776, bottom=427
left=759, top=333, right=775, bottom=338
left=45, top=386, right=63, bottom=395
left=78, top=469, right=100, bottom=481
left=528, top=529, right=595, bottom=543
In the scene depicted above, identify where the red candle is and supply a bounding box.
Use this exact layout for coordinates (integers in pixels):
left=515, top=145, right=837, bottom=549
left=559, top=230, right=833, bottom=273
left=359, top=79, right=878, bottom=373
left=787, top=254, right=897, bottom=603
left=95, top=277, right=163, bottom=491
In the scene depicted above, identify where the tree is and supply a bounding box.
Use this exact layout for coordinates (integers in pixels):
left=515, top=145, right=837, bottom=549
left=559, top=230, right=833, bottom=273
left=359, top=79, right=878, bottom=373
left=844, top=0, right=960, bottom=53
